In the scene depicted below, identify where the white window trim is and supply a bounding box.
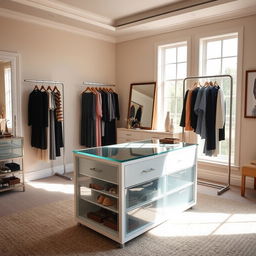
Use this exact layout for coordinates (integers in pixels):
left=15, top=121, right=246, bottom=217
left=154, top=37, right=192, bottom=131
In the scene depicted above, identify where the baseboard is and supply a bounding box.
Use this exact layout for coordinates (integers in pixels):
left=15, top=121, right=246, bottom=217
left=25, top=163, right=74, bottom=181
left=198, top=168, right=255, bottom=189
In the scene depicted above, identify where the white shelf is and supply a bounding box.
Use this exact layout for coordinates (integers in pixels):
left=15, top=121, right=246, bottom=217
left=79, top=215, right=118, bottom=238
left=79, top=173, right=118, bottom=185
left=0, top=183, right=24, bottom=192
left=0, top=170, right=22, bottom=178
left=80, top=195, right=118, bottom=213
left=79, top=179, right=119, bottom=199
left=0, top=154, right=23, bottom=161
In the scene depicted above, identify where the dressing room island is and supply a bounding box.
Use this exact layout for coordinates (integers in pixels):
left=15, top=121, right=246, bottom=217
left=73, top=140, right=197, bottom=247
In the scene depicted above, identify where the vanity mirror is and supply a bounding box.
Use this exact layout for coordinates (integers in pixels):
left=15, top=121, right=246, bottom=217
left=0, top=51, right=21, bottom=137
left=127, top=82, right=156, bottom=130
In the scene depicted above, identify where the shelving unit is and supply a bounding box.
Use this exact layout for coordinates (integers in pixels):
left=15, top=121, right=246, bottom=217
left=74, top=140, right=197, bottom=247
left=0, top=137, right=25, bottom=192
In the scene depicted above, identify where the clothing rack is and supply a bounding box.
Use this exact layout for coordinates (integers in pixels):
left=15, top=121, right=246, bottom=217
left=183, top=74, right=233, bottom=195
left=24, top=79, right=71, bottom=181
left=82, top=81, right=115, bottom=87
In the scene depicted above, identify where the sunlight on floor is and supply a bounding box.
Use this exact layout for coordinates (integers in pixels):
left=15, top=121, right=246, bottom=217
left=27, top=181, right=74, bottom=194
left=149, top=212, right=256, bottom=237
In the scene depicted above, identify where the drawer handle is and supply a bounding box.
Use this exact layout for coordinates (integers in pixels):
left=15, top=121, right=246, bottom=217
left=141, top=168, right=156, bottom=174
left=89, top=167, right=102, bottom=173
left=126, top=134, right=132, bottom=136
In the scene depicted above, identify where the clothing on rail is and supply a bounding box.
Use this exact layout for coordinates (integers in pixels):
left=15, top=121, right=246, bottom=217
left=180, top=83, right=225, bottom=156
left=80, top=87, right=120, bottom=148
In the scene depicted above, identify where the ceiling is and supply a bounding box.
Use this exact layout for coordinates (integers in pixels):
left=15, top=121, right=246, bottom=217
left=0, top=0, right=256, bottom=42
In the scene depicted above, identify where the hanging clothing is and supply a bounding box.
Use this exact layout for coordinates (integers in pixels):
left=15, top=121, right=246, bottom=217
left=180, top=85, right=225, bottom=157
left=135, top=106, right=142, bottom=122
left=81, top=92, right=96, bottom=147
left=80, top=89, right=120, bottom=147
left=129, top=105, right=135, bottom=118
left=28, top=89, right=48, bottom=149
left=28, top=87, right=64, bottom=160
left=54, top=91, right=63, bottom=122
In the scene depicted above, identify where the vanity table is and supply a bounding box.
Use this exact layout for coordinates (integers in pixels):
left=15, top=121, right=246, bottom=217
left=73, top=140, right=197, bottom=247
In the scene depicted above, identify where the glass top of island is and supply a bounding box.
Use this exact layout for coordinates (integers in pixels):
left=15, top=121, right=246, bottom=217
left=73, top=139, right=195, bottom=163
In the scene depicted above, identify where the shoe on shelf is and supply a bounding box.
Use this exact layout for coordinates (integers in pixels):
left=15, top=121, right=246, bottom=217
left=97, top=195, right=105, bottom=204
left=102, top=197, right=114, bottom=206
left=90, top=183, right=104, bottom=190
left=108, top=187, right=117, bottom=194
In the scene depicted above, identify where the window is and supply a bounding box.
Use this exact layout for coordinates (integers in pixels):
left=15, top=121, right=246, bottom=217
left=4, top=67, right=12, bottom=129
left=158, top=42, right=188, bottom=132
left=199, top=33, right=238, bottom=164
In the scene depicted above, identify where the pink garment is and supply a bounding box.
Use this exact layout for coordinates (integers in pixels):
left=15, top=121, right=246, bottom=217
left=95, top=92, right=102, bottom=146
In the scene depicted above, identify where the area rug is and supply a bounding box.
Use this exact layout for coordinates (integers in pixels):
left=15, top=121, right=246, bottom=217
left=0, top=193, right=256, bottom=256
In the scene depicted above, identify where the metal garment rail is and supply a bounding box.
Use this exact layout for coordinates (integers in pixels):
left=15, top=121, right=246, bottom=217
left=82, top=81, right=115, bottom=87
left=183, top=74, right=233, bottom=195
left=24, top=79, right=71, bottom=181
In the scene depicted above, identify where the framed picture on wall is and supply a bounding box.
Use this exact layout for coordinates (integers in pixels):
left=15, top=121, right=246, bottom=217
left=245, top=70, right=256, bottom=118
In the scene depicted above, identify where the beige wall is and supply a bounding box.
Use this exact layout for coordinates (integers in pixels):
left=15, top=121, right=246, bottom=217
left=116, top=15, right=256, bottom=168
left=0, top=16, right=115, bottom=173
left=0, top=63, right=5, bottom=117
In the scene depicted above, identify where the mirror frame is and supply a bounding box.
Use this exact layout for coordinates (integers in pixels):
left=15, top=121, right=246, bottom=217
left=0, top=51, right=22, bottom=136
left=127, top=82, right=156, bottom=130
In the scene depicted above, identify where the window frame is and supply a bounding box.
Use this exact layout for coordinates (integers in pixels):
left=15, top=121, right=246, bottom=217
left=157, top=40, right=190, bottom=132
left=198, top=32, right=240, bottom=166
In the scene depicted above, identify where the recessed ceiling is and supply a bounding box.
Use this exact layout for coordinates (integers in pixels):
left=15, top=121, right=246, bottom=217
left=57, top=0, right=181, bottom=20
left=0, top=0, right=256, bottom=43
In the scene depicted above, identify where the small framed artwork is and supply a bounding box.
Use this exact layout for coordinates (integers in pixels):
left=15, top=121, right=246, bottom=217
left=245, top=70, right=256, bottom=118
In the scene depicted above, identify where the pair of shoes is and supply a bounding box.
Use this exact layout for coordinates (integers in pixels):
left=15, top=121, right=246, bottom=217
left=97, top=195, right=114, bottom=206
left=89, top=183, right=104, bottom=190
left=108, top=187, right=117, bottom=194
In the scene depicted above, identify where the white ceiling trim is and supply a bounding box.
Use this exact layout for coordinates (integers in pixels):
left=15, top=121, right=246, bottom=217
left=115, top=6, right=256, bottom=42
left=0, top=8, right=116, bottom=43
left=12, top=0, right=114, bottom=30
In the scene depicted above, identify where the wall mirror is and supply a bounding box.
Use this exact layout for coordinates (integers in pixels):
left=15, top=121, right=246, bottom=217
left=127, top=82, right=156, bottom=130
left=0, top=51, right=21, bottom=137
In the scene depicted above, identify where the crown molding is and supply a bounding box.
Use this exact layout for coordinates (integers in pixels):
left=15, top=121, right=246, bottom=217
left=12, top=0, right=114, bottom=30
left=115, top=6, right=256, bottom=43
left=0, top=8, right=116, bottom=43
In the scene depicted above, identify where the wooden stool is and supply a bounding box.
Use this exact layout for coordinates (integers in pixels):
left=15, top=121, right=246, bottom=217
left=241, top=164, right=256, bottom=196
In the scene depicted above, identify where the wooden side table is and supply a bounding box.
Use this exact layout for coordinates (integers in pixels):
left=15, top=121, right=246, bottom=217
left=241, top=164, right=256, bottom=196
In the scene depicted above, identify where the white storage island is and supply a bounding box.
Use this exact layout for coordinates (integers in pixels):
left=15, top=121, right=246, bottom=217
left=73, top=140, right=197, bottom=247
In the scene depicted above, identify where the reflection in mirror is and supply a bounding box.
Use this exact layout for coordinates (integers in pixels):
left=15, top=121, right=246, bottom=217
left=127, top=82, right=156, bottom=129
left=0, top=61, right=12, bottom=136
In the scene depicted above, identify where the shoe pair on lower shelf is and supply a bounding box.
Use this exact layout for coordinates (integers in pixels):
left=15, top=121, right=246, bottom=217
left=97, top=195, right=115, bottom=206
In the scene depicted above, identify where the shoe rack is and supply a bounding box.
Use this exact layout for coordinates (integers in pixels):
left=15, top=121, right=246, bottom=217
left=0, top=137, right=25, bottom=192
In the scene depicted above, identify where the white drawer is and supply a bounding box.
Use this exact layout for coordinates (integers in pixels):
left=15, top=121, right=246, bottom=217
left=124, top=156, right=165, bottom=187
left=78, top=158, right=118, bottom=184
left=164, top=146, right=196, bottom=174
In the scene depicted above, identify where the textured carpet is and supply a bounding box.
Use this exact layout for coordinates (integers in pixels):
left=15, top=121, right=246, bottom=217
left=1, top=193, right=256, bottom=256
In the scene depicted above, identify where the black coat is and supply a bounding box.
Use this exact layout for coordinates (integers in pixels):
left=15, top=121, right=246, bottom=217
left=28, top=90, right=48, bottom=149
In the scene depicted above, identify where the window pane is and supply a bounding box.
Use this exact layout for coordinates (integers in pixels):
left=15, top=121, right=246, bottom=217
left=176, top=80, right=183, bottom=97
left=165, top=48, right=176, bottom=64
left=177, top=46, right=187, bottom=62
left=207, top=40, right=221, bottom=59
left=206, top=59, right=221, bottom=75
left=177, top=63, right=187, bottom=79
left=222, top=57, right=237, bottom=75
left=165, top=64, right=176, bottom=80
left=223, top=38, right=238, bottom=57
left=164, top=81, right=176, bottom=97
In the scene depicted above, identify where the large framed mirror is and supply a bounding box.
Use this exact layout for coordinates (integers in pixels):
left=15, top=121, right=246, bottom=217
left=0, top=51, right=21, bottom=137
left=127, top=82, right=156, bottom=130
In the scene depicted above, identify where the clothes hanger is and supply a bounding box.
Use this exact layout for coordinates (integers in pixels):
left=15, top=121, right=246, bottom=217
left=47, top=86, right=53, bottom=91
left=53, top=86, right=59, bottom=92
left=40, top=85, right=46, bottom=91
left=34, top=85, right=39, bottom=90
